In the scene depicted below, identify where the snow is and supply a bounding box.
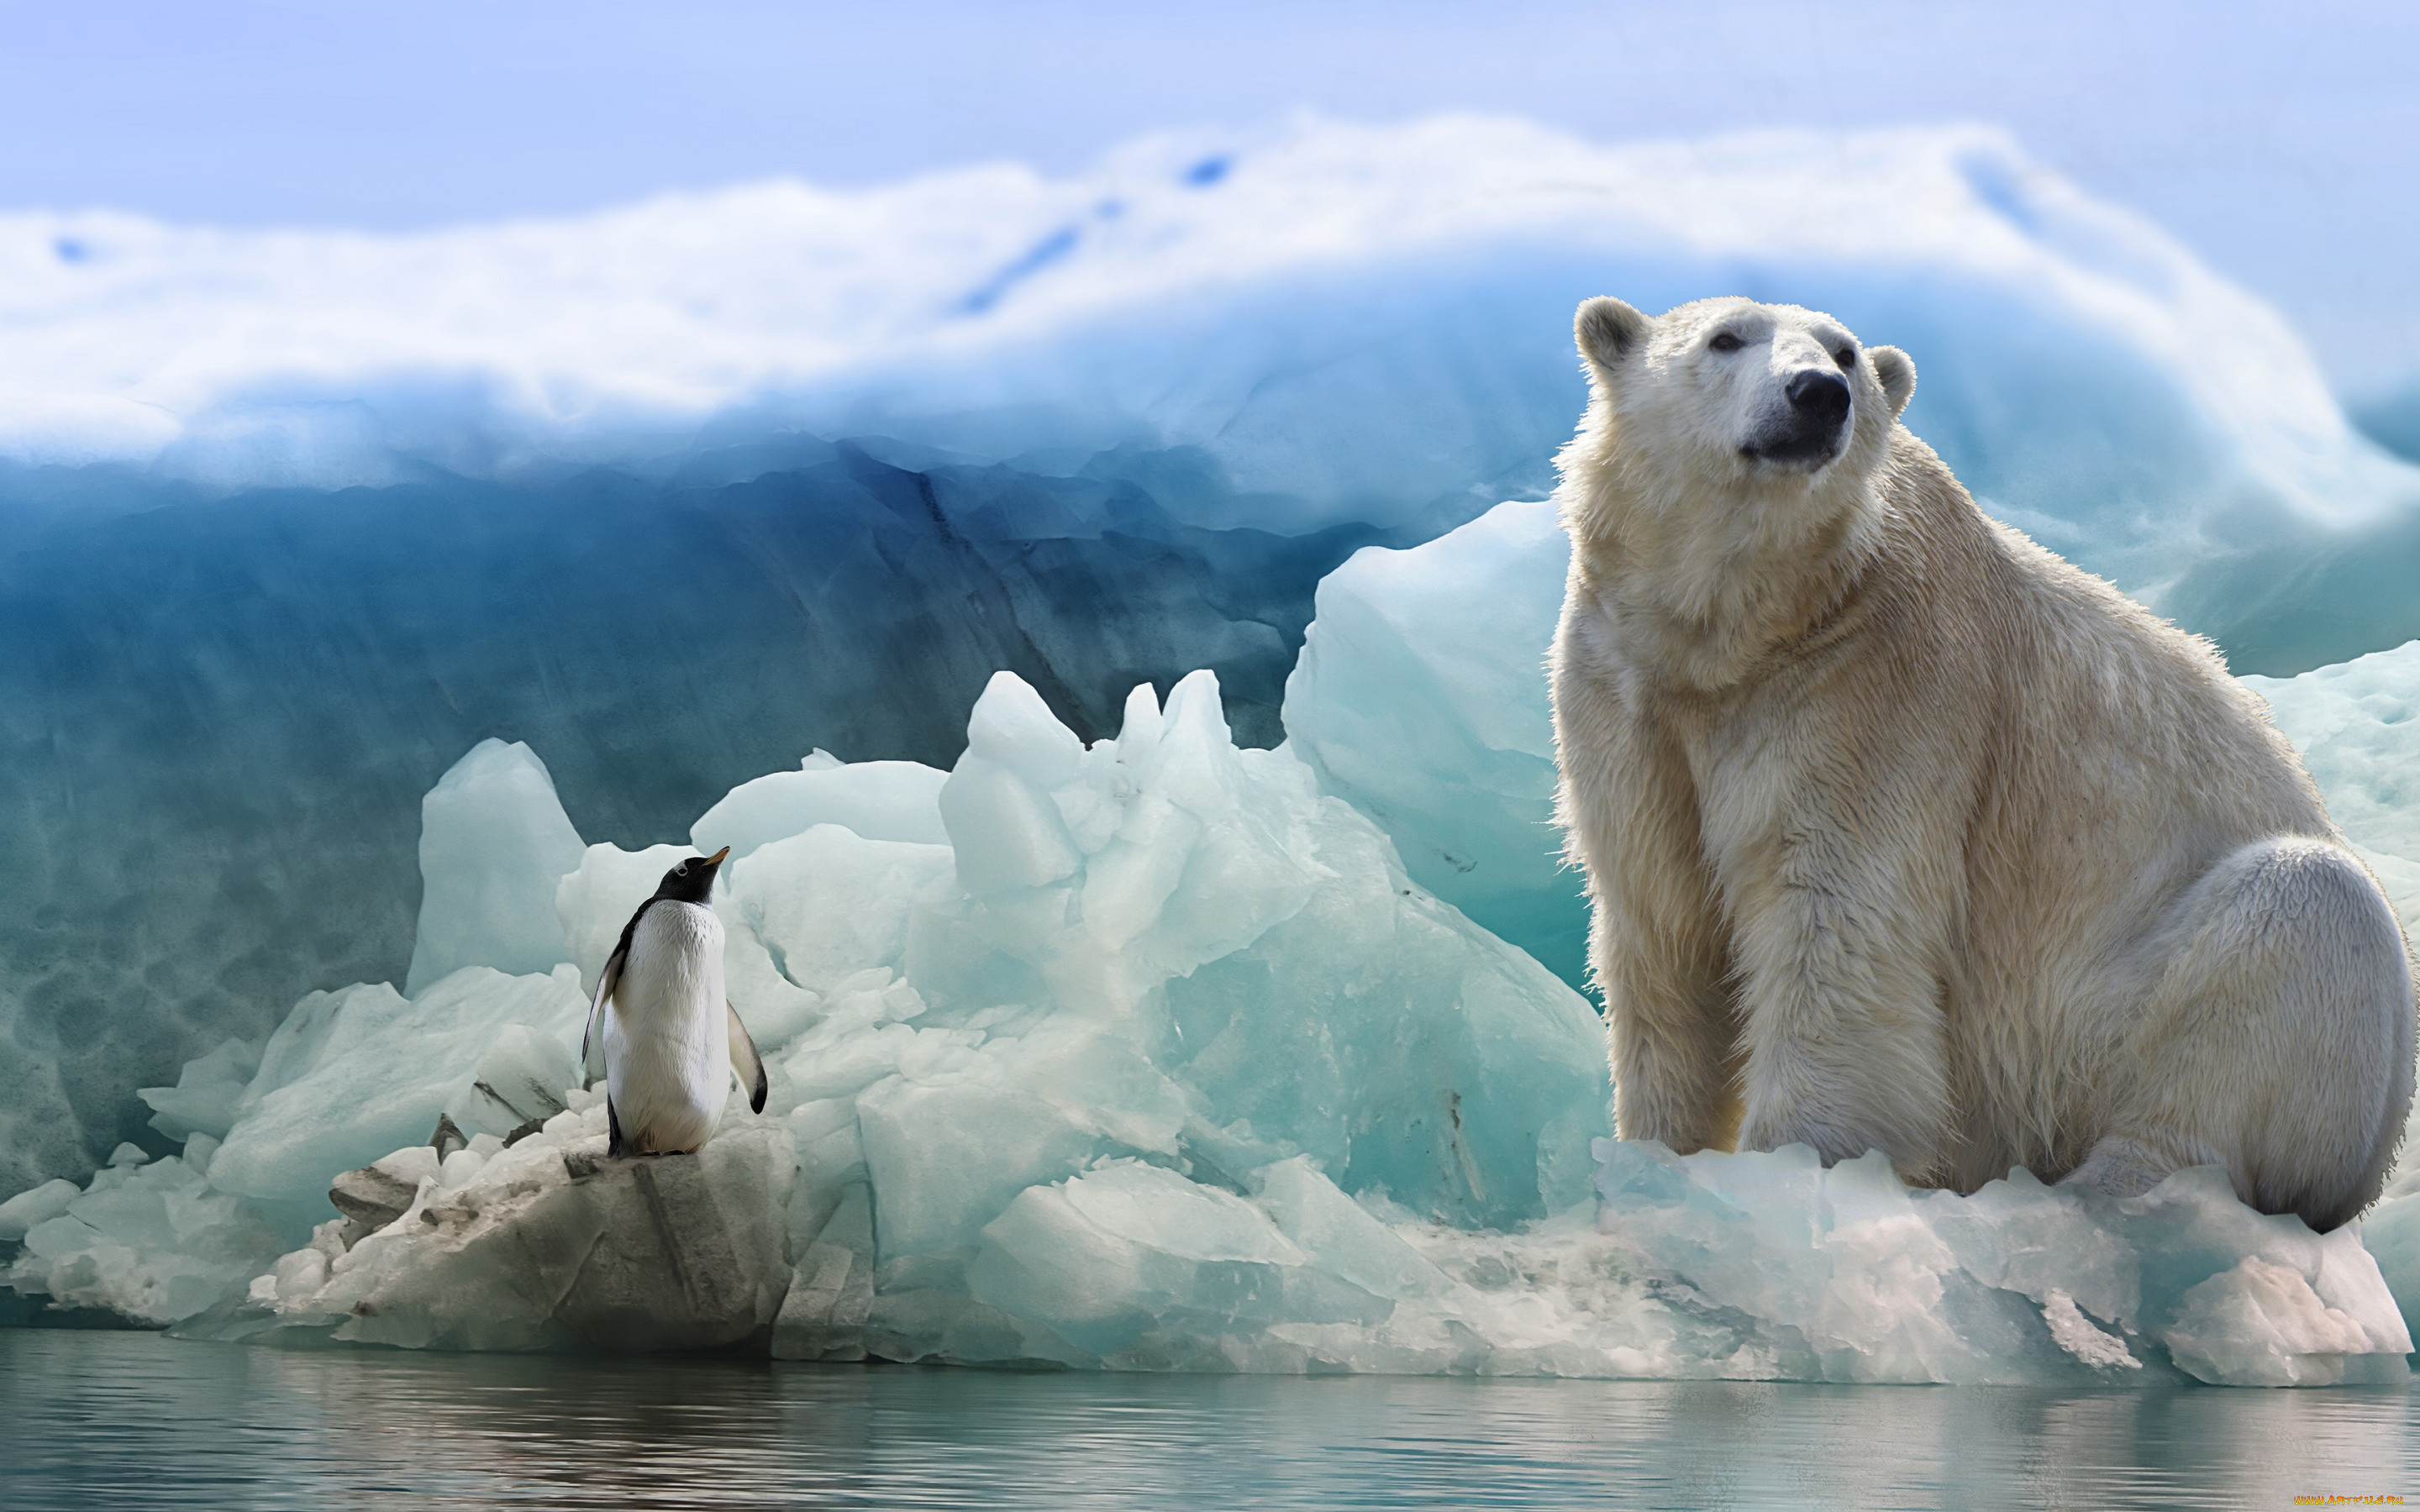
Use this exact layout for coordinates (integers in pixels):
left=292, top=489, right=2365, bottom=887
left=5, top=661, right=2412, bottom=1386
left=4, top=119, right=2410, bottom=572
left=3, top=116, right=2413, bottom=651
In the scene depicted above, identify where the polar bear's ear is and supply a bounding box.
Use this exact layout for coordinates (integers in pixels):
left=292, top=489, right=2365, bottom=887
left=1576, top=297, right=1649, bottom=373
left=1868, top=345, right=1917, bottom=418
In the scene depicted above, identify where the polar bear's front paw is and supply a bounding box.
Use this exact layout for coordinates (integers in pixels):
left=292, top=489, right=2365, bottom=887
left=1735, top=1110, right=1864, bottom=1167
left=1738, top=1104, right=1945, bottom=1177
left=2064, top=1135, right=2218, bottom=1200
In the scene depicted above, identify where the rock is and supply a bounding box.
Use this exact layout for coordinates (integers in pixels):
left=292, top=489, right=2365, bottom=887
left=429, top=1113, right=469, bottom=1161
left=326, top=1147, right=439, bottom=1231
left=262, top=1116, right=795, bottom=1352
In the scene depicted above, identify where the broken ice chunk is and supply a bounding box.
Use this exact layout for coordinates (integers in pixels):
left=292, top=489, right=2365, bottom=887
left=402, top=739, right=587, bottom=996
left=327, top=1147, right=439, bottom=1233
left=2163, top=1256, right=2401, bottom=1387
left=2039, top=1288, right=2140, bottom=1370
left=968, top=1161, right=1392, bottom=1360
left=208, top=967, right=587, bottom=1208
left=0, top=1179, right=80, bottom=1242
left=692, top=759, right=950, bottom=858
left=439, top=1022, right=576, bottom=1138
left=136, top=1037, right=263, bottom=1142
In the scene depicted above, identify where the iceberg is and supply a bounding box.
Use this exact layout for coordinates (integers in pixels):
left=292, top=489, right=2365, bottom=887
left=1283, top=499, right=1578, bottom=990
left=5, top=669, right=1608, bottom=1341
left=7, top=116, right=2420, bottom=1191
left=203, top=969, right=587, bottom=1217
left=1577, top=1143, right=2407, bottom=1388
left=402, top=739, right=588, bottom=997
left=0, top=1143, right=280, bottom=1328
left=6, top=665, right=2411, bottom=1387
left=0, top=447, right=1370, bottom=1194
left=243, top=1106, right=797, bottom=1354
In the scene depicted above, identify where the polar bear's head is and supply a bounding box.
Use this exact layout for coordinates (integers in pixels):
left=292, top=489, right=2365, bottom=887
left=1559, top=296, right=1916, bottom=549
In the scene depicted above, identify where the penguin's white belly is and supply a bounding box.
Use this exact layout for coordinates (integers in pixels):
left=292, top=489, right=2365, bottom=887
left=604, top=901, right=730, bottom=1153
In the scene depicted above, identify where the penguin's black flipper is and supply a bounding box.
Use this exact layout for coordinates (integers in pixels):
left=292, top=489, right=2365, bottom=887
left=586, top=895, right=667, bottom=1080
left=581, top=943, right=628, bottom=1083
left=726, top=1003, right=768, bottom=1115
left=607, top=1095, right=628, bottom=1159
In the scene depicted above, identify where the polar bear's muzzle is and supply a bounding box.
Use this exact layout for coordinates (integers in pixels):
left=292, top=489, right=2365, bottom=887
left=1741, top=369, right=1852, bottom=469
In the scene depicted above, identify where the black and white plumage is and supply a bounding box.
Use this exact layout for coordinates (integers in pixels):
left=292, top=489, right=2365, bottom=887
left=581, top=847, right=768, bottom=1157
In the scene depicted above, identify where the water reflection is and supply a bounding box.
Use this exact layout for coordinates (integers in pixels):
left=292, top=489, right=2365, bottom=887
left=3, top=1332, right=2412, bottom=1509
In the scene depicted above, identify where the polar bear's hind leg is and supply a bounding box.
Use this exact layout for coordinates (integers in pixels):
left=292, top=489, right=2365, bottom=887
left=2067, top=837, right=2415, bottom=1231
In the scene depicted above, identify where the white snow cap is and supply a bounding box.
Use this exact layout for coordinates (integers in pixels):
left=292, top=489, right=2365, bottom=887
left=2, top=116, right=2407, bottom=559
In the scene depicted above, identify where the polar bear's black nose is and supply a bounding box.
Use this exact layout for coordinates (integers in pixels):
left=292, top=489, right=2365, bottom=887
left=1786, top=370, right=1851, bottom=424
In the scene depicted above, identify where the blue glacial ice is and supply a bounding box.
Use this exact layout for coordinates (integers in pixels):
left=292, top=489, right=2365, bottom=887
left=1284, top=499, right=1579, bottom=990
left=6, top=117, right=2420, bottom=1192
left=3, top=666, right=2414, bottom=1386
left=0, top=668, right=1602, bottom=1352
left=0, top=451, right=1379, bottom=1194
left=403, top=740, right=589, bottom=997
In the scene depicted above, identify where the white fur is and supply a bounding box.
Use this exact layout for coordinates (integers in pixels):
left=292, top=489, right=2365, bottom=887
left=603, top=900, right=731, bottom=1154
left=1551, top=295, right=2417, bottom=1231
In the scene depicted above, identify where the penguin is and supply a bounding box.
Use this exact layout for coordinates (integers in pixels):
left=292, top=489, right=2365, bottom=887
left=581, top=846, right=768, bottom=1158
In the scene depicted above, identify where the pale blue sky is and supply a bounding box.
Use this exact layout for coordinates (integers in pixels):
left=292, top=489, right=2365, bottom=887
left=3, top=0, right=2415, bottom=389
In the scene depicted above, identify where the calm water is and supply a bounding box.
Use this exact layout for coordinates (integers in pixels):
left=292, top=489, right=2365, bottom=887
left=1, top=1331, right=2413, bottom=1510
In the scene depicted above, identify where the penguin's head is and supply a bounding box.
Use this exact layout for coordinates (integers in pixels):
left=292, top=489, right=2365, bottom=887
left=655, top=846, right=730, bottom=904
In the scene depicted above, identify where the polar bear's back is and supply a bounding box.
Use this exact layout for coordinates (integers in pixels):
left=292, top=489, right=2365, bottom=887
left=1867, top=430, right=2328, bottom=853
left=1857, top=431, right=2354, bottom=1172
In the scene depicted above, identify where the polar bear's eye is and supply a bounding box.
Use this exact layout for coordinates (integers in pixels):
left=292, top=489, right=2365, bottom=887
left=1709, top=332, right=1743, bottom=354
left=1833, top=346, right=1857, bottom=370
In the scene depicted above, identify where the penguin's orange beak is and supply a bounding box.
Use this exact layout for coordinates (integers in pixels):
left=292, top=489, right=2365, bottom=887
left=706, top=846, right=730, bottom=865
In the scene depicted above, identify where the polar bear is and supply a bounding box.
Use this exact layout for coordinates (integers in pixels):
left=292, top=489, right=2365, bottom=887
left=1549, top=294, right=2417, bottom=1231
